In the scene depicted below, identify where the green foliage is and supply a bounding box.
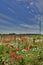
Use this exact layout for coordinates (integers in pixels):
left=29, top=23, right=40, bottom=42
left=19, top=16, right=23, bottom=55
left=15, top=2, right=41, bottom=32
left=0, top=35, right=43, bottom=65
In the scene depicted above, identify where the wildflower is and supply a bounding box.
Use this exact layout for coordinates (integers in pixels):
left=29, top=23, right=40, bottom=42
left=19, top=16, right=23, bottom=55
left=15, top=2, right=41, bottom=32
left=25, top=47, right=29, bottom=51
left=17, top=56, right=21, bottom=60
left=29, top=44, right=32, bottom=49
left=11, top=45, right=14, bottom=48
left=16, top=48, right=19, bottom=51
left=21, top=37, right=27, bottom=41
left=10, top=52, right=16, bottom=58
left=6, top=44, right=10, bottom=46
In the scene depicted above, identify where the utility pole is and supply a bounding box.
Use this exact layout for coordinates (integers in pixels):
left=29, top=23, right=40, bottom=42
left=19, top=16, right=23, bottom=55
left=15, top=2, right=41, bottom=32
left=39, top=20, right=41, bottom=35
left=38, top=15, right=41, bottom=40
left=38, top=15, right=41, bottom=35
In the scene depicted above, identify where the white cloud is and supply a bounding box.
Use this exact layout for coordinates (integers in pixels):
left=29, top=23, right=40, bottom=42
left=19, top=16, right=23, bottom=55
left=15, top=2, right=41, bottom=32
left=27, top=6, right=29, bottom=9
left=8, top=7, right=15, bottom=14
left=0, top=13, right=25, bottom=24
left=20, top=23, right=39, bottom=29
left=30, top=1, right=34, bottom=5
left=35, top=0, right=43, bottom=12
left=29, top=0, right=43, bottom=13
left=0, top=19, right=14, bottom=26
left=16, top=0, right=43, bottom=13
left=0, top=13, right=15, bottom=22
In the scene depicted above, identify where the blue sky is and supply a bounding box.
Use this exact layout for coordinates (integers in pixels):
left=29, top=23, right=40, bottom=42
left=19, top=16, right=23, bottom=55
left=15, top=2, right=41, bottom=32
left=0, top=0, right=43, bottom=34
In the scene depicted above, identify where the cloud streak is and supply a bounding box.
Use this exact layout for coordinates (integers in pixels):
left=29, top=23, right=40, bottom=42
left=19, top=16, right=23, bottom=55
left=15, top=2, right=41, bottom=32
left=20, top=23, right=39, bottom=29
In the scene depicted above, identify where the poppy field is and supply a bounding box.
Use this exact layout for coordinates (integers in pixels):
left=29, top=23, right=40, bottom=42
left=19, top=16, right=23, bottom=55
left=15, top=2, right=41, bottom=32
left=0, top=34, right=43, bottom=65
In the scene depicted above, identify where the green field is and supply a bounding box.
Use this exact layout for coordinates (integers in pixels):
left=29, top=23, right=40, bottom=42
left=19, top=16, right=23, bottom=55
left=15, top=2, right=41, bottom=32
left=0, top=34, right=43, bottom=65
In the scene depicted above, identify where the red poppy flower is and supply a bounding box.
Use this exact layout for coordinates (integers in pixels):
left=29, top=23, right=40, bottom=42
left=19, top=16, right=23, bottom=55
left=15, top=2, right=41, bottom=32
left=10, top=52, right=16, bottom=58
left=6, top=44, right=10, bottom=46
left=25, top=47, right=29, bottom=51
left=16, top=48, right=19, bottom=51
left=29, top=44, right=32, bottom=49
left=21, top=37, right=27, bottom=41
left=11, top=45, right=14, bottom=48
left=17, top=56, right=21, bottom=60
